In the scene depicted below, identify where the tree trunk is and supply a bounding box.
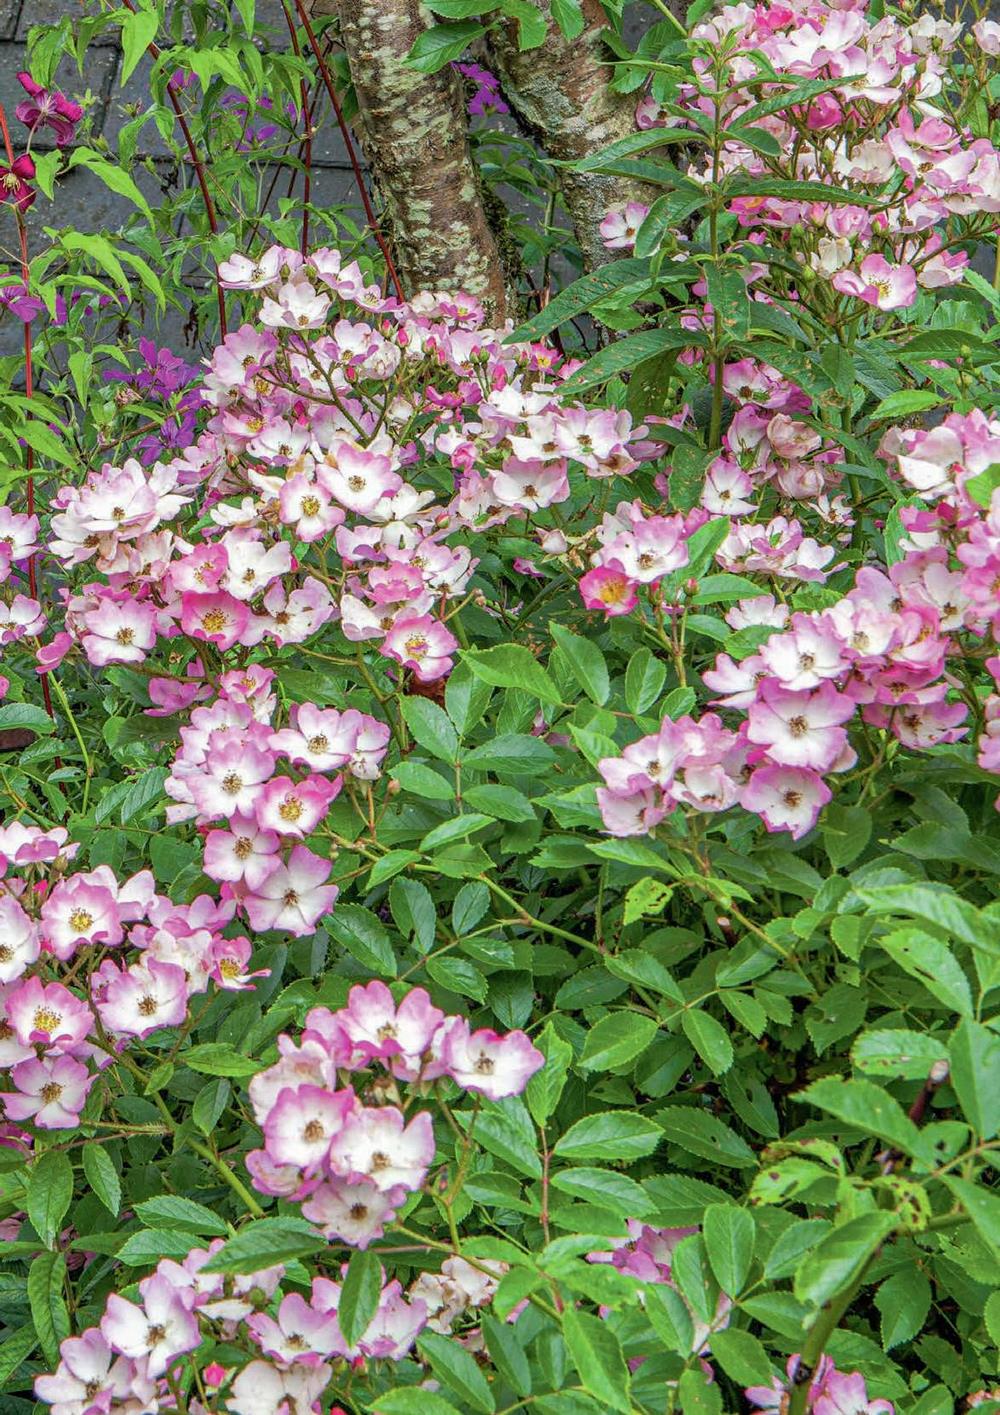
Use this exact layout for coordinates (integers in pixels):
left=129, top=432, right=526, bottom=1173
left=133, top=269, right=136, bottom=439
left=486, top=0, right=649, bottom=273
left=331, top=0, right=511, bottom=321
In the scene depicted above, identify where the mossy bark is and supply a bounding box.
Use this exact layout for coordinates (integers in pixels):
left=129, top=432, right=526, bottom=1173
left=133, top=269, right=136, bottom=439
left=331, top=0, right=512, bottom=320
left=485, top=0, right=651, bottom=273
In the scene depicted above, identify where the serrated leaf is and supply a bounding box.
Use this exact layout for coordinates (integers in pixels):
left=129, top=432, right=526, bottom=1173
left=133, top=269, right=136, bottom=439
left=27, top=1151, right=73, bottom=1249
left=702, top=1204, right=754, bottom=1295
left=340, top=1249, right=382, bottom=1348
left=82, top=1144, right=121, bottom=1217
left=579, top=1013, right=657, bottom=1072
left=27, top=1251, right=69, bottom=1365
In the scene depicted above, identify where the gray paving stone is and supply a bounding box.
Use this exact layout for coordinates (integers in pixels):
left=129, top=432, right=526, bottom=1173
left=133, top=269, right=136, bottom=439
left=0, top=0, right=21, bottom=40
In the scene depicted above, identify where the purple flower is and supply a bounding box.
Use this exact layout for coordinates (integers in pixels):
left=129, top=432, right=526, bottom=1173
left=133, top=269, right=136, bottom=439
left=452, top=61, right=509, bottom=118
left=0, top=281, right=44, bottom=323
left=15, top=73, right=82, bottom=147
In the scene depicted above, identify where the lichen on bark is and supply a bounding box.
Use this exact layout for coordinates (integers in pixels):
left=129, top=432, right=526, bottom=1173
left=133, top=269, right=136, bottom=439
left=485, top=0, right=652, bottom=273
left=331, top=0, right=512, bottom=320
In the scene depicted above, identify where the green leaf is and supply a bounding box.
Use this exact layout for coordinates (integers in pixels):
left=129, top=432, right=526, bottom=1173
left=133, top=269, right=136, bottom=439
left=401, top=696, right=459, bottom=761
left=0, top=1322, right=38, bottom=1384
left=82, top=1144, right=121, bottom=1217
left=421, top=813, right=493, bottom=851
left=551, top=0, right=585, bottom=37
left=678, top=1367, right=723, bottom=1415
left=702, top=1204, right=755, bottom=1295
left=875, top=1270, right=932, bottom=1350
left=622, top=878, right=675, bottom=927
left=183, top=1042, right=260, bottom=1077
left=965, top=462, right=1000, bottom=509
left=418, top=1330, right=496, bottom=1412
left=120, top=6, right=159, bottom=83
left=706, top=267, right=750, bottom=343
left=579, top=1013, right=657, bottom=1072
left=822, top=803, right=873, bottom=870
left=406, top=19, right=487, bottom=72
left=376, top=1395, right=463, bottom=1415
left=470, top=1098, right=542, bottom=1178
left=878, top=927, right=974, bottom=1017
left=550, top=622, right=610, bottom=705
left=941, top=1174, right=1000, bottom=1253
left=482, top=1313, right=532, bottom=1395
left=133, top=1196, right=229, bottom=1236
left=27, top=1251, right=69, bottom=1365
left=328, top=903, right=397, bottom=977
left=445, top=663, right=493, bottom=736
left=118, top=766, right=168, bottom=824
left=526, top=1022, right=573, bottom=1127
left=426, top=0, right=498, bottom=12
left=985, top=1289, right=1000, bottom=1347
left=658, top=1106, right=755, bottom=1168
left=463, top=645, right=561, bottom=704
left=116, top=1228, right=207, bottom=1265
left=340, top=1249, right=382, bottom=1347
left=554, top=1111, right=662, bottom=1163
left=464, top=734, right=556, bottom=775
left=709, top=1328, right=773, bottom=1387
left=202, top=1217, right=327, bottom=1273
left=27, top=1150, right=73, bottom=1249
left=680, top=1010, right=734, bottom=1077
left=504, top=0, right=547, bottom=47
left=560, top=329, right=702, bottom=392
left=870, top=389, right=944, bottom=421
left=550, top=1167, right=655, bottom=1218
left=462, top=782, right=535, bottom=822
left=793, top=1212, right=897, bottom=1308
left=852, top=1028, right=949, bottom=1081
left=624, top=647, right=666, bottom=715
left=65, top=154, right=153, bottom=222
left=562, top=1306, right=631, bottom=1413
left=393, top=761, right=455, bottom=800
left=949, top=1019, right=1000, bottom=1139
left=0, top=702, right=56, bottom=735
left=855, top=883, right=986, bottom=950
left=798, top=1076, right=932, bottom=1161
left=507, top=259, right=650, bottom=343
left=646, top=1283, right=696, bottom=1354
left=193, top=1077, right=231, bottom=1135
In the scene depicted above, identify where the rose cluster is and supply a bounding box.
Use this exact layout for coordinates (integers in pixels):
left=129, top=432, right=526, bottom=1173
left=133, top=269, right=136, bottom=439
left=245, top=980, right=544, bottom=1245
left=0, top=824, right=266, bottom=1132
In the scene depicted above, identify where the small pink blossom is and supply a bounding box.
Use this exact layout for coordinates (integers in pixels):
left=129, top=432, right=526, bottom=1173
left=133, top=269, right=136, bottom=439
left=4, top=1053, right=94, bottom=1128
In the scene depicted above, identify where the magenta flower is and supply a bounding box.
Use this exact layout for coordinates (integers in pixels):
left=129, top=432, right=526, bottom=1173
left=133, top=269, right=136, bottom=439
left=263, top=1082, right=356, bottom=1171
left=301, top=1175, right=407, bottom=1246
left=337, top=981, right=444, bottom=1077
left=330, top=1105, right=435, bottom=1192
left=203, top=814, right=281, bottom=890
left=187, top=737, right=276, bottom=820
left=243, top=844, right=339, bottom=935
left=746, top=680, right=854, bottom=771
left=15, top=73, right=83, bottom=146
left=0, top=896, right=40, bottom=983
left=740, top=763, right=832, bottom=839
left=41, top=873, right=124, bottom=959
left=179, top=589, right=250, bottom=649
left=579, top=562, right=639, bottom=616
left=101, top=1276, right=199, bottom=1378
left=254, top=773, right=341, bottom=838
left=6, top=977, right=92, bottom=1052
left=439, top=1018, right=545, bottom=1099
left=4, top=1054, right=94, bottom=1129
left=832, top=254, right=918, bottom=310
left=382, top=614, right=458, bottom=682
left=0, top=154, right=37, bottom=211
left=94, top=959, right=189, bottom=1038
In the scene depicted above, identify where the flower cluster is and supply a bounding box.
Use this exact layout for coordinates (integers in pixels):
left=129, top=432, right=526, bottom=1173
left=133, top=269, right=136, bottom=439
left=0, top=825, right=270, bottom=1130
left=34, top=1240, right=423, bottom=1415
left=245, top=981, right=544, bottom=1245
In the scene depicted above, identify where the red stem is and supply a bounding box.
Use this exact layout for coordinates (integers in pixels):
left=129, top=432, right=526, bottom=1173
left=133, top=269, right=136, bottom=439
left=0, top=102, right=54, bottom=720
left=279, top=0, right=313, bottom=255
left=290, top=0, right=405, bottom=300
left=119, top=0, right=227, bottom=336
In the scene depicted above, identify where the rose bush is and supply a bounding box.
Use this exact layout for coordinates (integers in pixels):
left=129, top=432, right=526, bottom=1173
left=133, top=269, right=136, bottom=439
left=1, top=1, right=1000, bottom=1413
